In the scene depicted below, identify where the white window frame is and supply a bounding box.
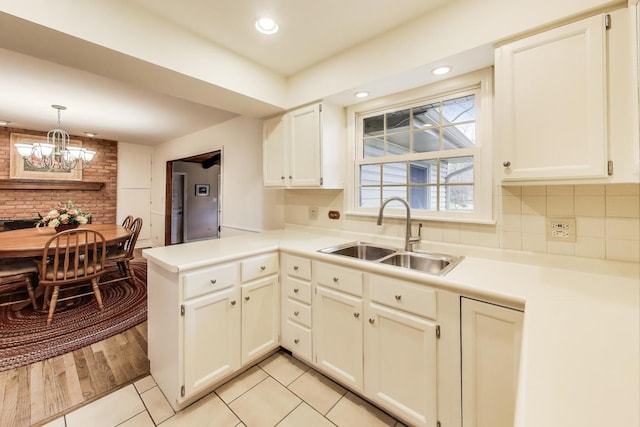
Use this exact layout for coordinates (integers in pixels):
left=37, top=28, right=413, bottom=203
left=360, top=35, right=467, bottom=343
left=345, top=68, right=494, bottom=224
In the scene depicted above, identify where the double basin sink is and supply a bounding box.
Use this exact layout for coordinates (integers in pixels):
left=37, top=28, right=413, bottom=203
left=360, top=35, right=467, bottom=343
left=318, top=241, right=462, bottom=276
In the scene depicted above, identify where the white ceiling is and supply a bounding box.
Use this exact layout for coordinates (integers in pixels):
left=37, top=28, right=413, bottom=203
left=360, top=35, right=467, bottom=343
left=0, top=0, right=456, bottom=145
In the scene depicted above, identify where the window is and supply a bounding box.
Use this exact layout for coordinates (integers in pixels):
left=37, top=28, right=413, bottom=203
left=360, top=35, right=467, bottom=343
left=347, top=69, right=493, bottom=222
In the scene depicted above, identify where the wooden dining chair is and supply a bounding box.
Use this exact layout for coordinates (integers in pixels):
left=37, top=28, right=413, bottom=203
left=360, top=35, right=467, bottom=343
left=121, top=215, right=134, bottom=230
left=0, top=258, right=38, bottom=309
left=102, top=217, right=143, bottom=286
left=38, top=228, right=107, bottom=325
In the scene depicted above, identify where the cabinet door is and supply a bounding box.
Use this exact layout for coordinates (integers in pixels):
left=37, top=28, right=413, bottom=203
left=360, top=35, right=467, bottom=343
left=461, top=298, right=524, bottom=427
left=496, top=14, right=607, bottom=180
left=289, top=104, right=322, bottom=187
left=183, top=287, right=241, bottom=398
left=241, top=276, right=279, bottom=364
left=365, top=302, right=438, bottom=427
left=314, top=285, right=363, bottom=390
left=263, top=114, right=288, bottom=187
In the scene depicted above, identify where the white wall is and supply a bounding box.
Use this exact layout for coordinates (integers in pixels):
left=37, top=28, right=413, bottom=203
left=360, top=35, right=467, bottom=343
left=149, top=116, right=284, bottom=246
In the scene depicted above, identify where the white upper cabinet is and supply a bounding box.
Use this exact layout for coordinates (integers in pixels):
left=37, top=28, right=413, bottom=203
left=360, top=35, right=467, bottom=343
left=263, top=102, right=345, bottom=189
left=495, top=9, right=638, bottom=183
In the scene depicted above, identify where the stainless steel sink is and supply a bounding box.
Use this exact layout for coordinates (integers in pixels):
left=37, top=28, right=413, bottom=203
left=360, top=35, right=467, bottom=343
left=318, top=241, right=398, bottom=261
left=378, top=252, right=461, bottom=276
left=319, top=241, right=463, bottom=276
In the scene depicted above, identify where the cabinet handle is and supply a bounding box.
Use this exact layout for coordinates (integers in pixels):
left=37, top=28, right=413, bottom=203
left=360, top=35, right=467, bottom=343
left=210, top=279, right=217, bottom=285
left=333, top=277, right=339, bottom=283
left=503, top=161, right=511, bottom=168
left=394, top=294, right=402, bottom=301
left=294, top=339, right=300, bottom=344
left=293, top=265, right=299, bottom=271
left=369, top=318, right=375, bottom=324
left=230, top=300, right=236, bottom=306
left=294, top=311, right=299, bottom=316
left=244, top=296, right=250, bottom=301
left=260, top=266, right=266, bottom=271
left=293, top=288, right=299, bottom=293
left=354, top=312, right=360, bottom=318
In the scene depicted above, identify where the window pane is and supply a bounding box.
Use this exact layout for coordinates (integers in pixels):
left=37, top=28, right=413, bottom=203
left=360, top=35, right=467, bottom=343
left=386, top=109, right=410, bottom=133
left=442, top=124, right=475, bottom=149
left=363, top=137, right=385, bottom=158
left=412, top=103, right=439, bottom=129
left=413, top=128, right=440, bottom=152
left=441, top=95, right=475, bottom=124
left=364, top=115, right=384, bottom=137
left=409, top=160, right=436, bottom=184
left=382, top=187, right=407, bottom=204
left=387, top=133, right=410, bottom=155
left=360, top=164, right=381, bottom=185
left=382, top=162, right=406, bottom=185
left=410, top=185, right=437, bottom=210
left=360, top=187, right=380, bottom=208
left=441, top=156, right=473, bottom=184
left=440, top=185, right=474, bottom=211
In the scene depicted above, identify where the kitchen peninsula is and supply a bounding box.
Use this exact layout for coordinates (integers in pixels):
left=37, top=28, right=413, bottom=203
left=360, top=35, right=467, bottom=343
left=143, top=228, right=639, bottom=427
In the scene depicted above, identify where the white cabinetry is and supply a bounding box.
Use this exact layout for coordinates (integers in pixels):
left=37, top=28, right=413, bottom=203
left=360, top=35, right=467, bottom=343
left=313, top=261, right=363, bottom=390
left=461, top=297, right=524, bottom=427
left=280, top=254, right=313, bottom=361
left=262, top=102, right=344, bottom=188
left=495, top=9, right=637, bottom=182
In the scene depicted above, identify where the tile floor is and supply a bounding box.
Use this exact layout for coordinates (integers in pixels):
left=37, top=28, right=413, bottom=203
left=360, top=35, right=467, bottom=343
left=41, top=351, right=407, bottom=427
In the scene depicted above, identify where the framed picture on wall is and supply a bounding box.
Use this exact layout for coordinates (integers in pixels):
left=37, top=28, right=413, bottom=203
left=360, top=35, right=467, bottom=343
left=195, top=184, right=210, bottom=196
left=9, top=133, right=83, bottom=181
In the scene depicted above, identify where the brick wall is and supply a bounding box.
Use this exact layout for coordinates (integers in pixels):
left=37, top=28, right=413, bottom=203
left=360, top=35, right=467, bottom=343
left=0, top=127, right=117, bottom=224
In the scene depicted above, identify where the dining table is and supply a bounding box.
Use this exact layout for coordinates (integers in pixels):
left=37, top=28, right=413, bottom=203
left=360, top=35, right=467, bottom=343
left=0, top=223, right=132, bottom=259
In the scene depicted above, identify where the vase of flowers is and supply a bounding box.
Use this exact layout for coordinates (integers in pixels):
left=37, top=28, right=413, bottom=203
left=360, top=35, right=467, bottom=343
left=38, top=200, right=91, bottom=233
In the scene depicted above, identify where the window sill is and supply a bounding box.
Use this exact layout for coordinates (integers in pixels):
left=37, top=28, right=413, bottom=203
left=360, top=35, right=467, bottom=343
left=343, top=210, right=496, bottom=225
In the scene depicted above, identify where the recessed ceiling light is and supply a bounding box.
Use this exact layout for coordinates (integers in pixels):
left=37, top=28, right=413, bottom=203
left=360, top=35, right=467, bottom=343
left=431, top=65, right=452, bottom=76
left=255, top=17, right=279, bottom=35
left=0, top=120, right=10, bottom=126
left=354, top=91, right=370, bottom=98
left=84, top=132, right=97, bottom=138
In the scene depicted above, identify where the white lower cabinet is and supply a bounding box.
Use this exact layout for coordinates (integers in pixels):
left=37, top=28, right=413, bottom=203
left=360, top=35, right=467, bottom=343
left=461, top=297, right=524, bottom=427
left=241, top=275, right=279, bottom=365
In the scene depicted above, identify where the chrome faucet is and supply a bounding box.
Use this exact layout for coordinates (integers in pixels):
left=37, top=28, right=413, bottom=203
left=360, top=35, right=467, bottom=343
left=376, top=197, right=420, bottom=251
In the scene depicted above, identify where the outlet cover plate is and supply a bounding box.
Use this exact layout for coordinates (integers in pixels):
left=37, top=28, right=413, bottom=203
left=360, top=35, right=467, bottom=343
left=546, top=217, right=576, bottom=242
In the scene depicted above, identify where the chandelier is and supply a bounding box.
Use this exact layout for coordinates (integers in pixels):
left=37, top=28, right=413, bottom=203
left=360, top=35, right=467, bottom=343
left=14, top=105, right=96, bottom=171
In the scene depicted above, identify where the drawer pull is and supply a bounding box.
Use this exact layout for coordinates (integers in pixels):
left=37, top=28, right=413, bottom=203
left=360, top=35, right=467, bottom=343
left=244, top=296, right=250, bottom=301
left=230, top=300, right=236, bottom=306
left=260, top=266, right=266, bottom=271
left=354, top=312, right=360, bottom=318
left=294, top=311, right=299, bottom=316
left=333, top=277, right=339, bottom=283
left=210, top=279, right=217, bottom=285
left=394, top=294, right=402, bottom=301
left=293, top=288, right=300, bottom=293
left=294, top=339, right=300, bottom=344
left=369, top=318, right=375, bottom=324
left=293, top=265, right=299, bottom=271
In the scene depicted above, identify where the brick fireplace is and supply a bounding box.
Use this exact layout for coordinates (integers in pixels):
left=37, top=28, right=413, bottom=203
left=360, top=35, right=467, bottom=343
left=0, top=127, right=117, bottom=225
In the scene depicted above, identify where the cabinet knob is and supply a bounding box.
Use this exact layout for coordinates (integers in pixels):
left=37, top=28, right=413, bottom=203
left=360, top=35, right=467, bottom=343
left=230, top=300, right=236, bottom=306
left=260, top=266, right=266, bottom=271
left=289, top=175, right=292, bottom=179
left=503, top=161, right=511, bottom=168
left=293, top=265, right=299, bottom=271
left=293, top=288, right=299, bottom=293
left=281, top=176, right=285, bottom=180
left=294, top=311, right=299, bottom=316
left=394, top=294, right=402, bottom=301
left=210, top=279, right=217, bottom=285
left=244, top=296, right=250, bottom=301
left=294, top=339, right=300, bottom=344
left=333, top=277, right=339, bottom=283
left=354, top=312, right=360, bottom=318
left=369, top=318, right=375, bottom=324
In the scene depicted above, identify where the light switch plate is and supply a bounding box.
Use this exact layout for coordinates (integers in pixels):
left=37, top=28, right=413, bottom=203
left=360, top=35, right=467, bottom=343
left=546, top=217, right=576, bottom=242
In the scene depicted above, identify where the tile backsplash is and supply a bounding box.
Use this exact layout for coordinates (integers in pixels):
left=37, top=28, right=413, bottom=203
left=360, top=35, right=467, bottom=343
left=283, top=184, right=640, bottom=263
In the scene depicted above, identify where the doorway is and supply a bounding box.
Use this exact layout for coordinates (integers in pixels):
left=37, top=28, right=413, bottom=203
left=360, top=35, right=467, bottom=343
left=165, top=150, right=221, bottom=245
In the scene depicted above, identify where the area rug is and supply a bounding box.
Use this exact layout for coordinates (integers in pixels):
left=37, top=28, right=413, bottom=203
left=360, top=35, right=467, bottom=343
left=0, top=261, right=147, bottom=371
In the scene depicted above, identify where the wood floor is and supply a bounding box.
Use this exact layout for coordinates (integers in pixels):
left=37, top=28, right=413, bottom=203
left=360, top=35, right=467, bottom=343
left=0, top=249, right=150, bottom=427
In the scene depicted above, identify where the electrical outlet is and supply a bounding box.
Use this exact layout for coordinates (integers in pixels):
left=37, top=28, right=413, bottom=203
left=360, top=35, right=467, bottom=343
left=309, top=206, right=319, bottom=219
left=546, top=218, right=576, bottom=242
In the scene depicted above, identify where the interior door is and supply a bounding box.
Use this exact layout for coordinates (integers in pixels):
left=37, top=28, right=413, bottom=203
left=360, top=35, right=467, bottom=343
left=171, top=173, right=186, bottom=244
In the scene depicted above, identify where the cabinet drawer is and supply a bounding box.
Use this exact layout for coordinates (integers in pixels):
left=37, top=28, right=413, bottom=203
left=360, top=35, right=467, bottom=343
left=284, top=298, right=311, bottom=328
left=283, top=255, right=311, bottom=281
left=369, top=275, right=437, bottom=320
left=284, top=277, right=311, bottom=304
left=183, top=263, right=237, bottom=300
left=282, top=319, right=312, bottom=361
left=314, top=261, right=363, bottom=296
left=241, top=253, right=279, bottom=283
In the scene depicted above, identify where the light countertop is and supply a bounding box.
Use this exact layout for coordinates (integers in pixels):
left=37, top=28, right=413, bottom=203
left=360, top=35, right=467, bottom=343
left=143, top=227, right=639, bottom=427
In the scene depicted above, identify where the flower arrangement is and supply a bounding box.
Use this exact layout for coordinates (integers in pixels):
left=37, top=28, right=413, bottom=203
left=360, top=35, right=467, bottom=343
left=38, top=200, right=91, bottom=228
